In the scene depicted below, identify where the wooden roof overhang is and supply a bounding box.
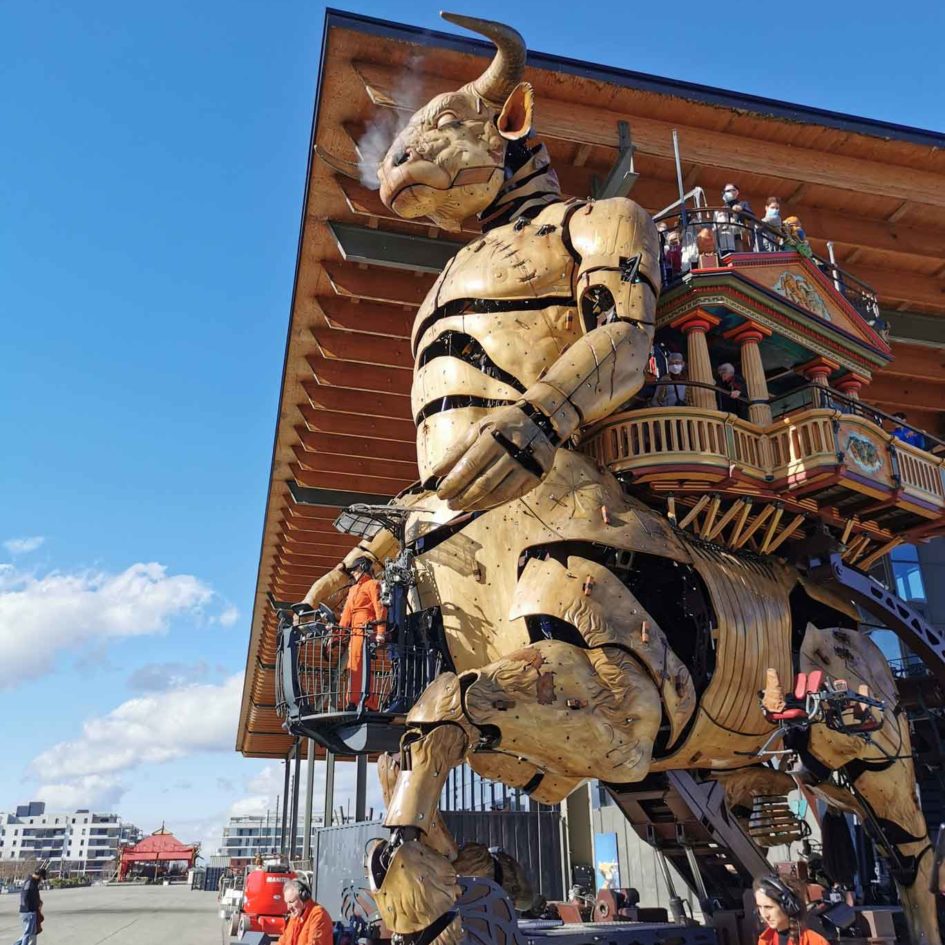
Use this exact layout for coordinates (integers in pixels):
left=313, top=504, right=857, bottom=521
left=237, top=9, right=945, bottom=758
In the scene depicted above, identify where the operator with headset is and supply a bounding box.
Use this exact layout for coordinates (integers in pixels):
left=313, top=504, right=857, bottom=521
left=753, top=875, right=830, bottom=945
left=276, top=877, right=332, bottom=945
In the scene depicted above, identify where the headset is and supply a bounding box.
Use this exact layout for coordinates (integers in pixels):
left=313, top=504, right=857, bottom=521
left=758, top=875, right=803, bottom=919
left=297, top=878, right=312, bottom=902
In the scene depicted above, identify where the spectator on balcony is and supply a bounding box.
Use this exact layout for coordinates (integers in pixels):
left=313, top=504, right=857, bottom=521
left=759, top=197, right=784, bottom=252
left=716, top=362, right=748, bottom=419
left=650, top=352, right=688, bottom=408
left=339, top=556, right=387, bottom=711
left=715, top=183, right=754, bottom=253
left=891, top=412, right=927, bottom=450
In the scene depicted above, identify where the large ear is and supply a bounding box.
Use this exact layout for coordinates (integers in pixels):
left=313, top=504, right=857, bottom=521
left=496, top=82, right=534, bottom=141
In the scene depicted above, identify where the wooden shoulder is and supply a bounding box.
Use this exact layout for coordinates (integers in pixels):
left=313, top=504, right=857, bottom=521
left=567, top=197, right=659, bottom=257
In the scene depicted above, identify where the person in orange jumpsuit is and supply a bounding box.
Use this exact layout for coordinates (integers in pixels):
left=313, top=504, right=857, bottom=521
left=275, top=879, right=332, bottom=945
left=338, top=556, right=387, bottom=710
left=753, top=875, right=829, bottom=945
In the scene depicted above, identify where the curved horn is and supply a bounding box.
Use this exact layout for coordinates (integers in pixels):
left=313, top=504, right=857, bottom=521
left=441, top=12, right=526, bottom=106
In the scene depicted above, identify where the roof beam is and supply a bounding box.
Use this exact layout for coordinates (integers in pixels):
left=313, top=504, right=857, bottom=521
left=301, top=380, right=411, bottom=420
left=354, top=61, right=945, bottom=208
left=323, top=261, right=431, bottom=306
left=292, top=444, right=418, bottom=479
left=312, top=325, right=413, bottom=368
left=291, top=462, right=410, bottom=496
left=316, top=294, right=413, bottom=337
left=844, top=264, right=945, bottom=309
left=305, top=352, right=413, bottom=395
left=295, top=426, right=418, bottom=464
left=298, top=402, right=415, bottom=441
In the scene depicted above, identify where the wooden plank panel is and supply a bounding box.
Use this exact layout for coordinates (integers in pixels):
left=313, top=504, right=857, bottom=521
left=292, top=444, right=418, bottom=479
left=290, top=462, right=411, bottom=496
left=317, top=294, right=414, bottom=338
left=312, top=326, right=413, bottom=369
left=296, top=426, right=418, bottom=464
left=298, top=402, right=416, bottom=441
left=323, top=261, right=432, bottom=306
left=305, top=352, right=413, bottom=395
left=301, top=381, right=411, bottom=419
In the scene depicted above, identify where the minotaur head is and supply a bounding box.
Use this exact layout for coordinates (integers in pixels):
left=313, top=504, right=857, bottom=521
left=377, top=13, right=533, bottom=231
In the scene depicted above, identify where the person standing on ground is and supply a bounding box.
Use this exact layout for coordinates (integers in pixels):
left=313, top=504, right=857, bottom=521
left=338, top=556, right=387, bottom=711
left=276, top=879, right=332, bottom=945
left=12, top=867, right=46, bottom=945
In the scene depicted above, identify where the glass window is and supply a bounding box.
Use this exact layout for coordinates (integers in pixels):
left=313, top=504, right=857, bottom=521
left=891, top=545, right=926, bottom=603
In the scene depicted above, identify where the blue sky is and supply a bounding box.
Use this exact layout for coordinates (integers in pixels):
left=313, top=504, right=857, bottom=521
left=1, top=0, right=942, bottom=855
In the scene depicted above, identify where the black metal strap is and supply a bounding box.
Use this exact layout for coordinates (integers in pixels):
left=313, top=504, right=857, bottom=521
left=491, top=429, right=545, bottom=478
left=518, top=401, right=562, bottom=447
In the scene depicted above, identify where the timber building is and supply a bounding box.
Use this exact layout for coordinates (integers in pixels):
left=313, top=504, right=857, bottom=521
left=236, top=8, right=945, bottom=918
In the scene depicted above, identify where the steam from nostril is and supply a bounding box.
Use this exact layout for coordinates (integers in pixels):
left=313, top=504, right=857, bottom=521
left=357, top=54, right=426, bottom=189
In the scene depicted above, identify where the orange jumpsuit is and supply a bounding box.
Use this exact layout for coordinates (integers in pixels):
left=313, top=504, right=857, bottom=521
left=275, top=901, right=332, bottom=945
left=339, top=573, right=387, bottom=709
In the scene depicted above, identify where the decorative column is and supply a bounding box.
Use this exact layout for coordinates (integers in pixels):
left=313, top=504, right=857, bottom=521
left=724, top=320, right=774, bottom=426
left=799, top=356, right=839, bottom=408
left=671, top=309, right=721, bottom=410
left=835, top=372, right=868, bottom=402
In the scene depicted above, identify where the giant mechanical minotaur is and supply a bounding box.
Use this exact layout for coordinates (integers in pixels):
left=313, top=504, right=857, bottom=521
left=303, top=15, right=938, bottom=944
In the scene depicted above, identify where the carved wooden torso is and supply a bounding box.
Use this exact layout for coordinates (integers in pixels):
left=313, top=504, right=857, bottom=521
left=411, top=201, right=584, bottom=482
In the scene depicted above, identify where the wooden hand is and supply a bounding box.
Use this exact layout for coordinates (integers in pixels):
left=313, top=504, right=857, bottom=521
left=433, top=404, right=557, bottom=512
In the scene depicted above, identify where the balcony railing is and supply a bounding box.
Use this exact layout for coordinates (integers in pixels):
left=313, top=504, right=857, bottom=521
left=583, top=386, right=945, bottom=539
left=656, top=208, right=881, bottom=324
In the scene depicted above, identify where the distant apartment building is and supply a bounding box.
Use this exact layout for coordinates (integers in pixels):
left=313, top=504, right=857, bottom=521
left=220, top=810, right=323, bottom=866
left=0, top=802, right=142, bottom=877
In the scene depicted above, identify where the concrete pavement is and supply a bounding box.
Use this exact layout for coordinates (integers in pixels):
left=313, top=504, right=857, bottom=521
left=0, top=883, right=222, bottom=945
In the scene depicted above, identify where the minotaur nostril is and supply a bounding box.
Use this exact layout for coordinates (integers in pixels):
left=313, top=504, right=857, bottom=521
left=393, top=149, right=410, bottom=167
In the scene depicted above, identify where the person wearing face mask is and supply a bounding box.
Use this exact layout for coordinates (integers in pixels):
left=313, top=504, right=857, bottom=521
left=650, top=352, right=688, bottom=407
left=715, top=183, right=754, bottom=253
left=760, top=197, right=784, bottom=252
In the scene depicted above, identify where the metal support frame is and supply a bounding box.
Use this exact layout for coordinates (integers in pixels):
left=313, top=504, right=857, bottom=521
left=279, top=755, right=291, bottom=856
left=302, top=739, right=316, bottom=862
left=593, top=121, right=638, bottom=199
left=289, top=740, right=301, bottom=860
left=810, top=552, right=945, bottom=687
left=356, top=754, right=368, bottom=822
left=323, top=752, right=336, bottom=828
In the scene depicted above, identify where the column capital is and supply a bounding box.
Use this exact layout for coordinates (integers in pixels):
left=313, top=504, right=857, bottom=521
left=670, top=309, right=721, bottom=335
left=798, top=355, right=840, bottom=382
left=834, top=372, right=869, bottom=394
left=723, top=320, right=773, bottom=346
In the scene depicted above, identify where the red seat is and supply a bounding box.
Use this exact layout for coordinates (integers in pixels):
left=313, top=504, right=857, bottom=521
left=769, top=707, right=807, bottom=721
left=806, top=669, right=824, bottom=694
left=793, top=672, right=808, bottom=700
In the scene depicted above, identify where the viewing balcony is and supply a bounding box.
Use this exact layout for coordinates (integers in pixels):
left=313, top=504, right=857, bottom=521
left=275, top=609, right=443, bottom=755
left=583, top=386, right=945, bottom=565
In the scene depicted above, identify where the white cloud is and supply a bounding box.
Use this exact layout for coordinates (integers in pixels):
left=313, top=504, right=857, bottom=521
left=4, top=536, right=45, bottom=555
left=0, top=562, right=217, bottom=685
left=126, top=661, right=209, bottom=692
left=30, top=674, right=243, bottom=786
left=216, top=605, right=240, bottom=627
left=35, top=775, right=127, bottom=811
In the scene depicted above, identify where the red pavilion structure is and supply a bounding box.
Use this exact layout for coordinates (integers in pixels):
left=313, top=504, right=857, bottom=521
left=118, top=826, right=198, bottom=881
